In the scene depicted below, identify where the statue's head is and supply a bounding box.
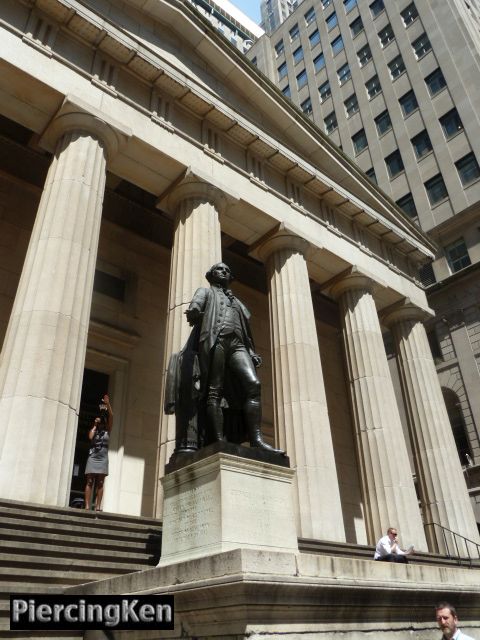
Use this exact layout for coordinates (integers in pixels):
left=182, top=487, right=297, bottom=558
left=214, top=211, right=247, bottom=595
left=206, top=262, right=233, bottom=286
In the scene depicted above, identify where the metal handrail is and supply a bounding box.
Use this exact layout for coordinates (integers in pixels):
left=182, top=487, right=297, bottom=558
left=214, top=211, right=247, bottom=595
left=424, top=522, right=480, bottom=567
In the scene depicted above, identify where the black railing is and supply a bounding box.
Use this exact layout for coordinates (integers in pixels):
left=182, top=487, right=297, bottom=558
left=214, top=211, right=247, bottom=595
left=424, top=522, right=480, bottom=567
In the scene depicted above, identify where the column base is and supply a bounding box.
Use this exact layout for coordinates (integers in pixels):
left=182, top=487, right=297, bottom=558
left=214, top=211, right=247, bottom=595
left=159, top=446, right=297, bottom=566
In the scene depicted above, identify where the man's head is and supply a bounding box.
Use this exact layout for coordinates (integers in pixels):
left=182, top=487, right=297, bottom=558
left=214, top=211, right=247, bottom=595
left=206, top=263, right=233, bottom=287
left=387, top=527, right=398, bottom=541
left=436, top=603, right=458, bottom=638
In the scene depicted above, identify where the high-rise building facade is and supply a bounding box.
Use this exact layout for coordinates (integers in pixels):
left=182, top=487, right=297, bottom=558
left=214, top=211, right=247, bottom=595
left=190, top=0, right=264, bottom=51
left=260, top=0, right=298, bottom=33
left=249, top=0, right=480, bottom=521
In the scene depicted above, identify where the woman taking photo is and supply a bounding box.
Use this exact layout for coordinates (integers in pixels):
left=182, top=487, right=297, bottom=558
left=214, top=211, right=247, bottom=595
left=84, top=394, right=113, bottom=511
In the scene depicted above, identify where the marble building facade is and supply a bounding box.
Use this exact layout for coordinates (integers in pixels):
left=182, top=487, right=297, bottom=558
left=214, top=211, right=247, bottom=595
left=0, top=0, right=478, bottom=585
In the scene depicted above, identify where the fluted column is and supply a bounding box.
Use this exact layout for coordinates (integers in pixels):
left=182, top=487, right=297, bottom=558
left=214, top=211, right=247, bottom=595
left=0, top=109, right=124, bottom=506
left=155, top=177, right=224, bottom=516
left=384, top=301, right=480, bottom=553
left=258, top=230, right=345, bottom=541
left=331, top=270, right=427, bottom=549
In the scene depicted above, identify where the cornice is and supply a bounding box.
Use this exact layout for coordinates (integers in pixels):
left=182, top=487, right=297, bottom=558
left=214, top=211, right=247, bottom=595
left=18, top=0, right=436, bottom=265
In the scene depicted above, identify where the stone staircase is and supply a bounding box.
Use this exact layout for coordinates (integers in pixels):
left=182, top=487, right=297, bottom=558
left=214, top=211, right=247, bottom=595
left=0, top=499, right=162, bottom=638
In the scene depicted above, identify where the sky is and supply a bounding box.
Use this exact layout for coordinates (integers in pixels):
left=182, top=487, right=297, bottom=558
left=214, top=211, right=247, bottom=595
left=232, top=0, right=261, bottom=24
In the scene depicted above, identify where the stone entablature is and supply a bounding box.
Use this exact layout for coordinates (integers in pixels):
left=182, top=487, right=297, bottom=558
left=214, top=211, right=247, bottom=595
left=6, top=0, right=434, bottom=288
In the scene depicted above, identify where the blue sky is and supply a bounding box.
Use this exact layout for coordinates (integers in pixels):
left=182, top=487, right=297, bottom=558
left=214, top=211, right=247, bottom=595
left=233, top=1, right=261, bottom=23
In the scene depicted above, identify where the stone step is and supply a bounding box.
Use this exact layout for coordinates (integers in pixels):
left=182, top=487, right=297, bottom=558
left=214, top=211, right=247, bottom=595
left=0, top=537, right=157, bottom=562
left=0, top=515, right=161, bottom=544
left=0, top=566, right=123, bottom=586
left=0, top=552, right=148, bottom=575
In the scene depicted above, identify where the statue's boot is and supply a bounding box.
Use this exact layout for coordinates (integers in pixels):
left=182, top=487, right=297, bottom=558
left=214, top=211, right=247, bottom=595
left=207, top=390, right=226, bottom=442
left=245, top=399, right=284, bottom=455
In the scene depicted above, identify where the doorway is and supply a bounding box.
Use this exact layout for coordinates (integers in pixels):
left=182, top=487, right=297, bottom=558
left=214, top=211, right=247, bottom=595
left=69, top=368, right=110, bottom=506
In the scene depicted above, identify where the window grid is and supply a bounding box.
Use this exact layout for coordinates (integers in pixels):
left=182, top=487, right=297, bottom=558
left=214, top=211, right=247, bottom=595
left=314, top=52, right=326, bottom=72
left=275, top=40, right=285, bottom=57
left=324, top=111, right=338, bottom=134
left=319, top=80, right=331, bottom=101
left=425, top=173, right=448, bottom=205
left=345, top=93, right=359, bottom=116
left=385, top=150, right=404, bottom=178
left=296, top=69, right=308, bottom=89
left=293, top=46, right=304, bottom=64
left=445, top=238, right=471, bottom=272
left=366, top=167, right=377, bottom=184
left=309, top=29, right=321, bottom=47
left=290, top=24, right=300, bottom=41
left=401, top=2, right=419, bottom=25
left=440, top=108, right=463, bottom=139
left=357, top=44, right=372, bottom=66
left=370, top=0, right=384, bottom=17
left=455, top=152, right=480, bottom=185
left=301, top=96, right=313, bottom=115
left=412, top=33, right=432, bottom=58
left=425, top=68, right=447, bottom=96
left=278, top=62, right=288, bottom=81
left=331, top=35, right=344, bottom=55
left=338, top=62, right=351, bottom=84
left=378, top=24, right=395, bottom=47
left=327, top=12, right=338, bottom=30
left=344, top=0, right=357, bottom=12
left=352, top=128, right=368, bottom=153
left=396, top=193, right=418, bottom=218
left=350, top=16, right=364, bottom=37
left=411, top=129, right=433, bottom=158
left=388, top=54, right=406, bottom=79
left=282, top=84, right=291, bottom=97
left=366, top=74, right=382, bottom=98
left=375, top=109, right=392, bottom=135
left=399, top=89, right=418, bottom=116
left=304, top=6, right=316, bottom=25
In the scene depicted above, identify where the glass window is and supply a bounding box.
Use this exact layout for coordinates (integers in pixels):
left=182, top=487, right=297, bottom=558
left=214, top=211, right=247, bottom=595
left=322, top=0, right=332, bottom=7
left=357, top=44, right=372, bottom=66
left=425, top=173, right=448, bottom=205
left=309, top=29, right=321, bottom=47
left=319, top=79, right=331, bottom=101
left=445, top=237, right=471, bottom=272
left=385, top=150, right=404, bottom=177
left=326, top=12, right=338, bottom=29
left=350, top=16, right=364, bottom=36
left=375, top=109, right=392, bottom=135
left=399, top=89, right=418, bottom=116
left=278, top=62, right=288, bottom=80
left=301, top=96, right=313, bottom=115
left=344, top=93, right=359, bottom=116
left=304, top=6, right=316, bottom=25
left=338, top=62, right=351, bottom=84
left=388, top=54, right=406, bottom=79
left=293, top=46, right=304, bottom=64
left=439, top=108, right=463, bottom=139
left=344, top=0, right=357, bottom=12
left=290, top=24, right=300, bottom=41
left=331, top=35, right=344, bottom=55
left=275, top=39, right=285, bottom=57
left=296, top=69, right=308, bottom=89
left=425, top=68, right=446, bottom=96
left=314, top=52, right=326, bottom=71
left=412, top=33, right=431, bottom=58
left=420, top=263, right=436, bottom=287
left=282, top=84, right=291, bottom=97
left=352, top=129, right=368, bottom=154
left=366, top=167, right=377, bottom=184
left=370, top=0, right=384, bottom=17
left=378, top=24, right=395, bottom=47
left=411, top=130, right=433, bottom=158
left=324, top=111, right=338, bottom=133
left=401, top=2, right=418, bottom=25
left=396, top=193, right=418, bottom=218
left=366, top=74, right=381, bottom=98
left=455, top=152, right=480, bottom=185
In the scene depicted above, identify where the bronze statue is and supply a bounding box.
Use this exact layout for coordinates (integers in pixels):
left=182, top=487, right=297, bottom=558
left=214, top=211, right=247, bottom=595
left=165, top=262, right=283, bottom=456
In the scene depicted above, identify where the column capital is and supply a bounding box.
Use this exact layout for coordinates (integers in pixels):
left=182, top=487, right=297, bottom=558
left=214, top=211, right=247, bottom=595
left=157, top=168, right=230, bottom=216
left=329, top=266, right=375, bottom=301
left=381, top=298, right=434, bottom=328
left=250, top=222, right=311, bottom=262
left=40, top=95, right=131, bottom=161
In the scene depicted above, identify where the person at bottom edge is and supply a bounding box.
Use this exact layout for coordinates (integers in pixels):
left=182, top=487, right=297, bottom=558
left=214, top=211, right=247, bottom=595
left=84, top=394, right=113, bottom=512
left=436, top=602, right=477, bottom=640
left=374, top=526, right=414, bottom=564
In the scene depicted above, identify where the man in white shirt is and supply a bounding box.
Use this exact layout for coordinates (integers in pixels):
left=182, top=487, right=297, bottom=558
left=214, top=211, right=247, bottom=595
left=436, top=602, right=476, bottom=640
left=374, top=527, right=413, bottom=564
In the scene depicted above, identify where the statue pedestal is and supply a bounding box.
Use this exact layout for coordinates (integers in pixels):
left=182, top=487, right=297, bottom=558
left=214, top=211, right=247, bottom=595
left=158, top=443, right=298, bottom=566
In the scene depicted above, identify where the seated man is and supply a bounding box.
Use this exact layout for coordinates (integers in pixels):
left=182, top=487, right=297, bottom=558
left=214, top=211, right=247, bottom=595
left=374, top=527, right=414, bottom=564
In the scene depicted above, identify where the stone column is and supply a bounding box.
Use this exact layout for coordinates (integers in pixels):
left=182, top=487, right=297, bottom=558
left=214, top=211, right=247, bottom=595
left=257, top=229, right=345, bottom=541
left=384, top=301, right=480, bottom=553
left=155, top=176, right=224, bottom=515
left=0, top=108, right=126, bottom=506
left=331, top=270, right=427, bottom=549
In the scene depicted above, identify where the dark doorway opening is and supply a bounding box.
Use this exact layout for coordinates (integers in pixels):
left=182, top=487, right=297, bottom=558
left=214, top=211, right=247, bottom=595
left=69, top=368, right=110, bottom=507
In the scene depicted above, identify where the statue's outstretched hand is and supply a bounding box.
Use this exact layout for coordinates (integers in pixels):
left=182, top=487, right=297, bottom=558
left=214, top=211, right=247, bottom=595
left=185, top=308, right=201, bottom=326
left=252, top=354, right=262, bottom=368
